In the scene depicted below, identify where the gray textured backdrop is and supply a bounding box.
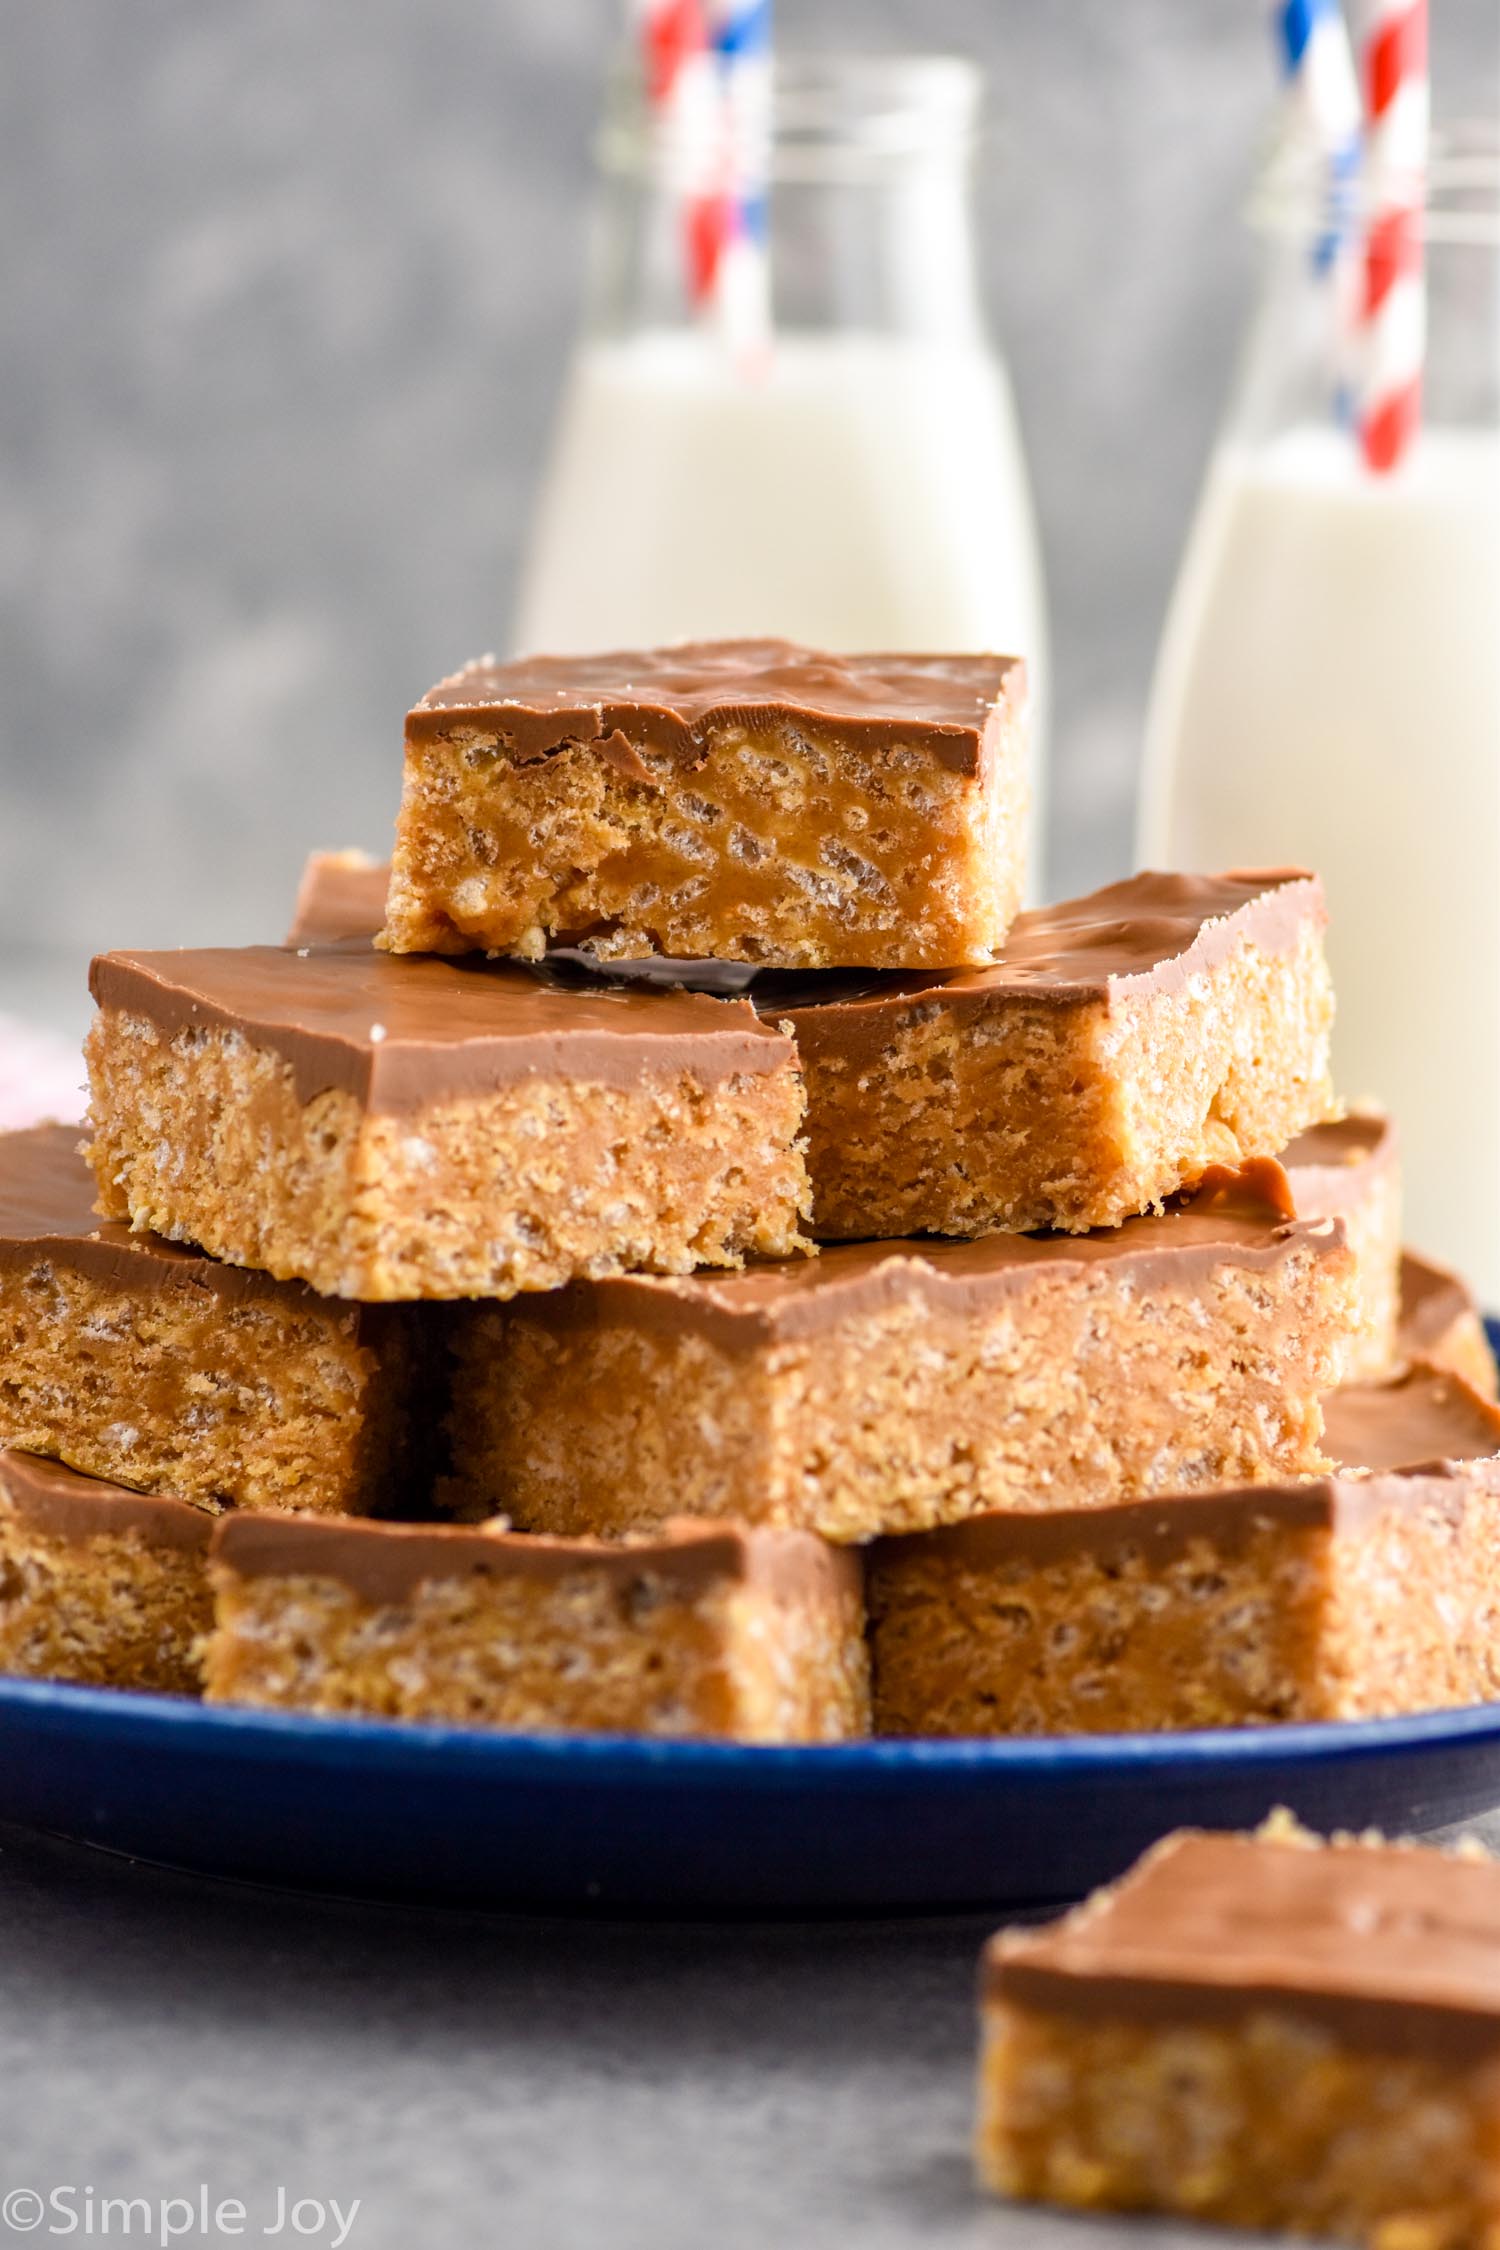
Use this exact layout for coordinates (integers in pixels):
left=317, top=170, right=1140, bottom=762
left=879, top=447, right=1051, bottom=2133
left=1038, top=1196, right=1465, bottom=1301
left=3, top=1, right=1495, bottom=989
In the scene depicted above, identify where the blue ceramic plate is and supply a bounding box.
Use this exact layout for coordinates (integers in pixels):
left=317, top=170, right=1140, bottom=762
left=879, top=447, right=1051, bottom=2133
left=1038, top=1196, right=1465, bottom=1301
left=2, top=1680, right=1500, bottom=1912
left=5, top=1318, right=1497, bottom=1916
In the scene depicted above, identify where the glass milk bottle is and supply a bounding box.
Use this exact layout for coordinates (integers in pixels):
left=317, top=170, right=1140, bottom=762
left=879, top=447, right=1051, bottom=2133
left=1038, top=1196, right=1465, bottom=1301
left=1140, top=131, right=1500, bottom=1300
left=513, top=54, right=1049, bottom=867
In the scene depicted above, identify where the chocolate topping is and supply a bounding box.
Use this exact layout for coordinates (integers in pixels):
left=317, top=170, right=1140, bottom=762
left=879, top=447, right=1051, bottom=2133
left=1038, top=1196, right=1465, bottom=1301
left=408, top=639, right=1023, bottom=778
left=1323, top=1365, right=1500, bottom=1473
left=89, top=946, right=794, bottom=1113
left=0, top=1450, right=217, bottom=1551
left=285, top=853, right=390, bottom=948
left=757, top=868, right=1323, bottom=1031
left=1280, top=1111, right=1396, bottom=1217
left=986, top=1829, right=1500, bottom=2057
left=872, top=1451, right=1500, bottom=1573
left=212, top=1510, right=859, bottom=1610
left=516, top=1160, right=1334, bottom=1349
left=0, top=1124, right=341, bottom=1315
left=1400, top=1249, right=1481, bottom=1355
left=873, top=1479, right=1341, bottom=1570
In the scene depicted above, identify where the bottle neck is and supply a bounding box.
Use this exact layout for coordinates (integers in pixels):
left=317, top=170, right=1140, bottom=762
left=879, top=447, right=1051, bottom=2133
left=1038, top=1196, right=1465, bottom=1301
left=1227, top=125, right=1500, bottom=448
left=584, top=52, right=993, bottom=349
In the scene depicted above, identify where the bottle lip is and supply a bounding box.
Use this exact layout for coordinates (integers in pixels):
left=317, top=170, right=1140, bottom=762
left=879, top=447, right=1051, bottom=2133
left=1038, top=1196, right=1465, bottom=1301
left=1250, top=122, right=1500, bottom=245
left=596, top=50, right=983, bottom=185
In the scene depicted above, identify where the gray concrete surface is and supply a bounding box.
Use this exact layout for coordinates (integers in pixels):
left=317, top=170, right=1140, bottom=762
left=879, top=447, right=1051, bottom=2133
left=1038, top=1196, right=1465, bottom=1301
left=0, top=1806, right=1492, bottom=2249
left=1, top=1811, right=1455, bottom=2250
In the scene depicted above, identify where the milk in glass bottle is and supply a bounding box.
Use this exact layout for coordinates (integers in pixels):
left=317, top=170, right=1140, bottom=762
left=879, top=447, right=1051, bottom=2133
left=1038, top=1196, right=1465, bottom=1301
left=513, top=54, right=1049, bottom=864
left=1140, top=130, right=1500, bottom=1299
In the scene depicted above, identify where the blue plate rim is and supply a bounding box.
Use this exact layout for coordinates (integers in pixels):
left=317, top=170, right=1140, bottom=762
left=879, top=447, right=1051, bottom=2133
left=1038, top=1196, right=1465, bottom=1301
left=6, top=1669, right=1500, bottom=1784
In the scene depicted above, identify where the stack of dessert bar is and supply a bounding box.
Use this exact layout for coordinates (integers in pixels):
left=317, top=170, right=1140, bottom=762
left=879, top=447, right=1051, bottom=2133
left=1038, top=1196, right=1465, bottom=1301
left=1, top=639, right=1495, bottom=1738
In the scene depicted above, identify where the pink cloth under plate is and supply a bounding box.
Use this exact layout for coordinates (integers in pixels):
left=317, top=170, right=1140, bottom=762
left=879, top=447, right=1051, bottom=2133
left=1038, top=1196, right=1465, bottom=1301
left=0, top=1014, right=86, bottom=1131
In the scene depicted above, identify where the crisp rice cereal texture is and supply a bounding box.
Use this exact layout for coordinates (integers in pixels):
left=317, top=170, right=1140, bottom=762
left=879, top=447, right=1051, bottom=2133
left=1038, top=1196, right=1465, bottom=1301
left=381, top=667, right=1029, bottom=969
left=0, top=1251, right=426, bottom=1514
left=977, top=2001, right=1500, bottom=2245
left=868, top=1470, right=1500, bottom=1736
left=84, top=1007, right=811, bottom=1301
left=797, top=917, right=1336, bottom=1239
left=449, top=1234, right=1359, bottom=1543
left=0, top=1506, right=211, bottom=1694
left=204, top=1548, right=869, bottom=1743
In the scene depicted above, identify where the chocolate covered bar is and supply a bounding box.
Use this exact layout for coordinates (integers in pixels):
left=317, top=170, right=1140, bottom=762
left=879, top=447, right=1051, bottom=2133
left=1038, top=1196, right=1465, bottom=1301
left=780, top=869, right=1336, bottom=1238
left=0, top=1449, right=215, bottom=1692
left=978, top=1822, right=1500, bottom=2242
left=868, top=1366, right=1500, bottom=1736
left=380, top=639, right=1029, bottom=968
left=286, top=849, right=389, bottom=947
left=449, top=1162, right=1357, bottom=1544
left=204, top=1512, right=868, bottom=1742
left=84, top=945, right=810, bottom=1300
left=1400, top=1249, right=1499, bottom=1399
left=0, top=1125, right=424, bottom=1513
left=1281, top=1111, right=1401, bottom=1378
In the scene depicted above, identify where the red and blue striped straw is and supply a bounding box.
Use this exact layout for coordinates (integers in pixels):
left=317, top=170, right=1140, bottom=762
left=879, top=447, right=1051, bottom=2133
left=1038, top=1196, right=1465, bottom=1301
left=635, top=0, right=772, bottom=340
left=1267, top=0, right=1362, bottom=274
left=1350, top=0, right=1428, bottom=470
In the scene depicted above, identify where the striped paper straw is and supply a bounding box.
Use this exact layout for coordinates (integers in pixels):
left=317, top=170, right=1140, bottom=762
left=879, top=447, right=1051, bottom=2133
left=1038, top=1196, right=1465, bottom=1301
left=639, top=0, right=706, bottom=105
left=635, top=0, right=772, bottom=350
left=1351, top=0, right=1429, bottom=470
left=1267, top=0, right=1362, bottom=274
left=635, top=0, right=715, bottom=301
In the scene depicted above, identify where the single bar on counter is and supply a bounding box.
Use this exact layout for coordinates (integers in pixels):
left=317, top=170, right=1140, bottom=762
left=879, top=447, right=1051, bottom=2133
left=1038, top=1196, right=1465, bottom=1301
left=0, top=1449, right=215, bottom=1693
left=380, top=640, right=1029, bottom=968
left=1280, top=1112, right=1401, bottom=1378
left=868, top=1366, right=1500, bottom=1736
left=84, top=945, right=810, bottom=1301
left=448, top=1162, right=1357, bottom=1544
left=1400, top=1248, right=1499, bottom=1398
left=285, top=849, right=389, bottom=948
left=779, top=869, right=1336, bottom=1238
left=0, top=1125, right=427, bottom=1514
left=977, top=1821, right=1500, bottom=2243
left=203, top=1513, right=869, bottom=1741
